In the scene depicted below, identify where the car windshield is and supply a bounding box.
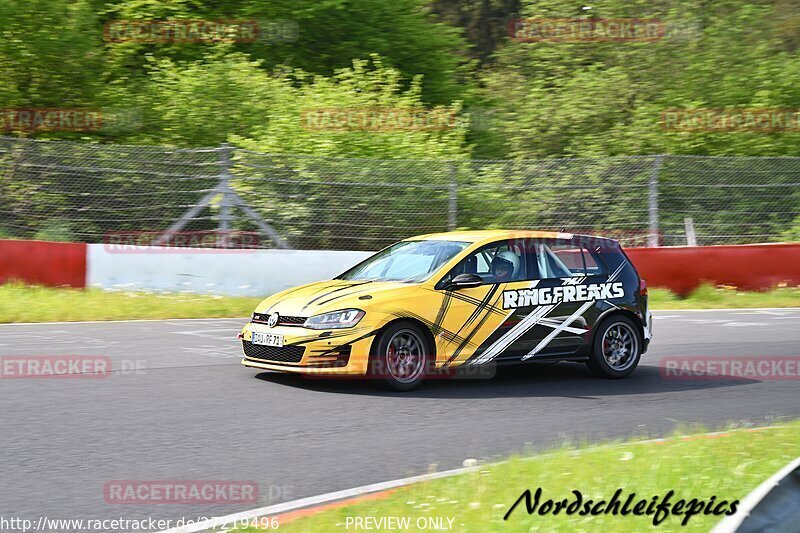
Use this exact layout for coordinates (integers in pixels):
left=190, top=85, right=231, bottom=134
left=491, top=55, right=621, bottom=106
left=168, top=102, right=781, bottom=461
left=338, top=240, right=470, bottom=283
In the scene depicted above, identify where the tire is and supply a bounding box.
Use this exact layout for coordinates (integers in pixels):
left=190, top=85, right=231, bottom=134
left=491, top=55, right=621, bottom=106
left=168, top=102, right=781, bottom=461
left=586, top=315, right=643, bottom=379
left=369, top=321, right=432, bottom=391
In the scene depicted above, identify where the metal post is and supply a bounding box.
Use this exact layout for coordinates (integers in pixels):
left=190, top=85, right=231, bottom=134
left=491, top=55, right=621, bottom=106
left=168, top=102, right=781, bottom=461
left=648, top=155, right=663, bottom=247
left=154, top=190, right=216, bottom=247
left=217, top=143, right=234, bottom=248
left=448, top=163, right=458, bottom=231
left=62, top=138, right=290, bottom=250
left=684, top=217, right=697, bottom=246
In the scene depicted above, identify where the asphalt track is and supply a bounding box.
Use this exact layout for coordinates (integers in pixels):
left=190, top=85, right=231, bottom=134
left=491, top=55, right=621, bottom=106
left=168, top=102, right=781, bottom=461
left=1, top=309, right=799, bottom=528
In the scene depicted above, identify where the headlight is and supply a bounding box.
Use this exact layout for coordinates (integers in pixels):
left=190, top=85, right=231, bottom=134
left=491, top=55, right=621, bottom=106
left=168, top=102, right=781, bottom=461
left=304, top=309, right=365, bottom=330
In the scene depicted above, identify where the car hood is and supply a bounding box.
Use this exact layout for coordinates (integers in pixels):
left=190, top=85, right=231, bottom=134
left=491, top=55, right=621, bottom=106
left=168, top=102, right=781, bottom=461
left=255, top=279, right=418, bottom=317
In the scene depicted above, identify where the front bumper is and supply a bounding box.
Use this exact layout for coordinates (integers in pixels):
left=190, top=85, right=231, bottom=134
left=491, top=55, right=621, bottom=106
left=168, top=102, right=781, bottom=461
left=239, top=321, right=374, bottom=375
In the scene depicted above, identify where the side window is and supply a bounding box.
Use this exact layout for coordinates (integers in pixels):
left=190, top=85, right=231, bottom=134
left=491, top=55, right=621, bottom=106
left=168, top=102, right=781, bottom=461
left=545, top=242, right=604, bottom=278
left=580, top=248, right=602, bottom=275
left=444, top=241, right=529, bottom=285
left=439, top=239, right=606, bottom=287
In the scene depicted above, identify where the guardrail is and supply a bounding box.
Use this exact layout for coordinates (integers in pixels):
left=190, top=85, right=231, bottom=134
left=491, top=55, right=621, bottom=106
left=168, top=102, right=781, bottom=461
left=712, top=456, right=800, bottom=532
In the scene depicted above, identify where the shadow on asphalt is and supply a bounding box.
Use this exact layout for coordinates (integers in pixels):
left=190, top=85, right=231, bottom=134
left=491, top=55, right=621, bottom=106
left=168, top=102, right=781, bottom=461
left=253, top=363, right=758, bottom=399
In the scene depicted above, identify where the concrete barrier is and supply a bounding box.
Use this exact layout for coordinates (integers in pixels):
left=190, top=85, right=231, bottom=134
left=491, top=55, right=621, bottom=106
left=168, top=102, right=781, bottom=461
left=2, top=239, right=798, bottom=296
left=86, top=244, right=371, bottom=296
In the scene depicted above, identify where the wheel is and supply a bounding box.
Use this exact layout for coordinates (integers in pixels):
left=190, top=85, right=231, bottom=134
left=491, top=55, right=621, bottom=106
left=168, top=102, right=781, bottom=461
left=586, top=315, right=642, bottom=379
left=369, top=322, right=431, bottom=391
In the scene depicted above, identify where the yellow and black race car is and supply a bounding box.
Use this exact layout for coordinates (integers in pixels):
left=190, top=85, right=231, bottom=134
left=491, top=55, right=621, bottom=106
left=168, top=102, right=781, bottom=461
left=241, top=230, right=652, bottom=390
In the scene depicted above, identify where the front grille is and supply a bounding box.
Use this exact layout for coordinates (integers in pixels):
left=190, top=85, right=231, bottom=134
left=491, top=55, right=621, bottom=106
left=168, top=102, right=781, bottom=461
left=242, top=341, right=305, bottom=363
left=251, top=313, right=307, bottom=326
left=278, top=315, right=306, bottom=325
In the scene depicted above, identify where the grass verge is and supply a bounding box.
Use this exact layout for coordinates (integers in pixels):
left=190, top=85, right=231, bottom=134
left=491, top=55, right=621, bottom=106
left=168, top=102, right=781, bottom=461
left=0, top=283, right=797, bottom=323
left=238, top=420, right=800, bottom=532
left=649, top=284, right=800, bottom=309
left=0, top=284, right=261, bottom=322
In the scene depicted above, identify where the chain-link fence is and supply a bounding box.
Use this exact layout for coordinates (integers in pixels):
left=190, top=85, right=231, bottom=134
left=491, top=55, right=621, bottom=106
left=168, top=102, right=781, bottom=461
left=1, top=136, right=798, bottom=250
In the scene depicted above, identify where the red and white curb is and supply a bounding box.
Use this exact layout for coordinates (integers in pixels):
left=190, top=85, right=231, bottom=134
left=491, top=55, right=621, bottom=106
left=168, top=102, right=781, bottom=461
left=160, top=425, right=782, bottom=532
left=160, top=465, right=480, bottom=533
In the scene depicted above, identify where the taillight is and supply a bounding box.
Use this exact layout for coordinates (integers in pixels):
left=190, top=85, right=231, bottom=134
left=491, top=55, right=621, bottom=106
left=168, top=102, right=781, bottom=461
left=639, top=278, right=648, bottom=297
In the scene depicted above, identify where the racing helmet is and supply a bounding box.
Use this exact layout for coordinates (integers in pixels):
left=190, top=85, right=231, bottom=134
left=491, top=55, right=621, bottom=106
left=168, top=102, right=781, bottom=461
left=491, top=250, right=520, bottom=279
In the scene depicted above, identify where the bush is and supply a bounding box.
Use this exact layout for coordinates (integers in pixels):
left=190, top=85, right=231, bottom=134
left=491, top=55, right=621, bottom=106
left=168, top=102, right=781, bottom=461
left=33, top=221, right=75, bottom=242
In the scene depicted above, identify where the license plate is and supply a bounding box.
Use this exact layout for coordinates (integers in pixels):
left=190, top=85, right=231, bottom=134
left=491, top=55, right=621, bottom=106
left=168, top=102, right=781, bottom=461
left=251, top=332, right=284, bottom=347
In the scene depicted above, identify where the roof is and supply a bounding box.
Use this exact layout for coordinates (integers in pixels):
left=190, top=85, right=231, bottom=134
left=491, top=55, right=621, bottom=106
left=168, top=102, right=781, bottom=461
left=407, top=229, right=577, bottom=244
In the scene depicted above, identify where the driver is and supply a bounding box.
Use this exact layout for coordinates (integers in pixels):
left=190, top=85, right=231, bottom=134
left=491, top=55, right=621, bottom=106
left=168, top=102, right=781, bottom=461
left=491, top=250, right=520, bottom=282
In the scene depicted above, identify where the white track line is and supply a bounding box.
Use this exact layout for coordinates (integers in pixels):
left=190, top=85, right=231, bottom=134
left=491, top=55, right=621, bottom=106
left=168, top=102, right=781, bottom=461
left=0, top=308, right=796, bottom=327
left=0, top=317, right=248, bottom=326
left=160, top=466, right=479, bottom=533
left=160, top=425, right=783, bottom=533
left=652, top=307, right=800, bottom=313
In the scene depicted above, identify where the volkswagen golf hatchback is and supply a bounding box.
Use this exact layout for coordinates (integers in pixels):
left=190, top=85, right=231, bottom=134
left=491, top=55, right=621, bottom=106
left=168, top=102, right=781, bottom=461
left=241, top=230, right=652, bottom=390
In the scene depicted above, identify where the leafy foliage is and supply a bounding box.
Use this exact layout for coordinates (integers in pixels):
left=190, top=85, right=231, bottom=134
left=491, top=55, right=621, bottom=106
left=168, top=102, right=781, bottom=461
left=2, top=0, right=800, bottom=159
left=476, top=0, right=800, bottom=158
left=0, top=0, right=799, bottom=248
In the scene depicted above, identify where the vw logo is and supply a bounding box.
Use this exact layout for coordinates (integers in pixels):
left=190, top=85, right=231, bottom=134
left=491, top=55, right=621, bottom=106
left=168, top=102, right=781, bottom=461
left=267, top=312, right=280, bottom=327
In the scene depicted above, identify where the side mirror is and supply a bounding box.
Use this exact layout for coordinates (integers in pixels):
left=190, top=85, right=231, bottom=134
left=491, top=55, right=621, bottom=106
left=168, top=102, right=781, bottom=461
left=447, top=273, right=483, bottom=290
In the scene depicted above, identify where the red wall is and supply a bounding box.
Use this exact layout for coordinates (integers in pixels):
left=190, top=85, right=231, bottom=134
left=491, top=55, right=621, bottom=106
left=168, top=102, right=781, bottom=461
left=0, top=240, right=86, bottom=288
left=625, top=243, right=800, bottom=295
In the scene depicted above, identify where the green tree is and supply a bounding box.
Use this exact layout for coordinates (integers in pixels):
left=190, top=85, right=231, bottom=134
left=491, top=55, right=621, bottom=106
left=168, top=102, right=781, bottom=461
left=126, top=52, right=468, bottom=158
left=429, top=0, right=522, bottom=62
left=97, top=0, right=469, bottom=105
left=0, top=0, right=106, bottom=137
left=476, top=0, right=800, bottom=158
